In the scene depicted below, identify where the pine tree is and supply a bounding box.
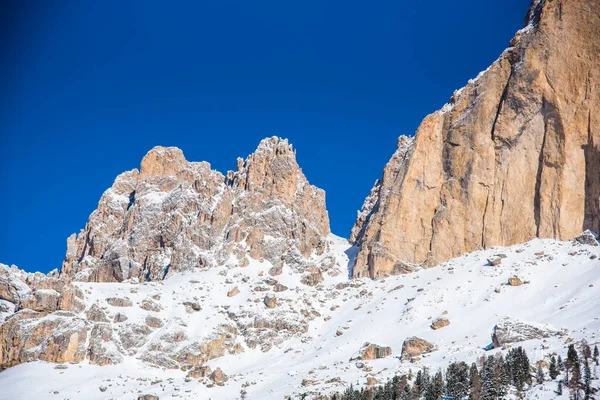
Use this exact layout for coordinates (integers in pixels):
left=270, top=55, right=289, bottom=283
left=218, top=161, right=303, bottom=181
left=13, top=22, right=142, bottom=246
left=567, top=344, right=579, bottom=369
left=582, top=339, right=592, bottom=362
left=469, top=363, right=483, bottom=400
left=506, top=346, right=530, bottom=391
left=536, top=366, right=545, bottom=384
left=568, top=344, right=581, bottom=400
left=558, top=355, right=564, bottom=371
left=594, top=346, right=599, bottom=366
left=583, top=361, right=591, bottom=400
left=446, top=362, right=469, bottom=400
left=425, top=370, right=443, bottom=400
left=481, top=356, right=498, bottom=400
left=550, top=355, right=559, bottom=380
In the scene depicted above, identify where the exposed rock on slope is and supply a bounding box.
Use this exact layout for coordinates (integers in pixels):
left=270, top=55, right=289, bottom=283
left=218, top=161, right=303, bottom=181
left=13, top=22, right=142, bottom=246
left=491, top=317, right=558, bottom=348
left=351, top=0, right=600, bottom=278
left=61, top=137, right=330, bottom=282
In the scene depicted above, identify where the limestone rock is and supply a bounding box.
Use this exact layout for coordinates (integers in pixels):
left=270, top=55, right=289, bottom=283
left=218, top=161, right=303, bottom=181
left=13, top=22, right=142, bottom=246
left=113, top=313, right=128, bottom=323
left=263, top=294, right=277, bottom=309
left=0, top=311, right=88, bottom=370
left=400, top=337, right=436, bottom=361
left=106, top=297, right=132, bottom=307
left=573, top=230, right=599, bottom=247
left=492, top=317, right=557, bottom=348
left=366, top=377, right=378, bottom=386
left=87, top=323, right=123, bottom=365
left=59, top=137, right=330, bottom=282
left=186, top=365, right=212, bottom=379
left=301, top=267, right=324, bottom=287
left=351, top=0, right=600, bottom=278
left=487, top=257, right=502, bottom=266
left=145, top=316, right=164, bottom=329
left=430, top=318, right=450, bottom=330
left=356, top=343, right=392, bottom=360
left=273, top=283, right=288, bottom=292
left=209, top=367, right=228, bottom=384
left=508, top=276, right=523, bottom=286
left=85, top=304, right=108, bottom=323
left=138, top=395, right=159, bottom=400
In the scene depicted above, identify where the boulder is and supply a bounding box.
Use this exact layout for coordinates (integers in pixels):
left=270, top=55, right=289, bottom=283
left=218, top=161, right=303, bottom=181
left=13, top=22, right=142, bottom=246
left=186, top=365, right=212, bottom=379
left=263, top=294, right=277, bottom=309
left=273, top=283, right=288, bottom=292
left=507, top=276, right=523, bottom=286
left=209, top=367, right=228, bottom=384
left=487, top=257, right=502, bottom=266
left=491, top=318, right=557, bottom=348
left=145, top=316, right=164, bottom=328
left=573, top=230, right=599, bottom=247
left=227, top=287, right=240, bottom=297
left=356, top=343, right=392, bottom=360
left=430, top=318, right=450, bottom=330
left=400, top=337, right=436, bottom=361
left=106, top=297, right=132, bottom=307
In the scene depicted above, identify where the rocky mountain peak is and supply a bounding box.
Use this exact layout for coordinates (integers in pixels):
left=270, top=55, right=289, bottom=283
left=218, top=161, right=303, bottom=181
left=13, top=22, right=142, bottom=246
left=351, top=0, right=600, bottom=278
left=139, top=146, right=188, bottom=179
left=60, top=138, right=330, bottom=282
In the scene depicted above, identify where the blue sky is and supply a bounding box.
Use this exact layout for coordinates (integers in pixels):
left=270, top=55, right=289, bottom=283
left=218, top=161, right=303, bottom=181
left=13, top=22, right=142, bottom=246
left=1, top=1, right=527, bottom=273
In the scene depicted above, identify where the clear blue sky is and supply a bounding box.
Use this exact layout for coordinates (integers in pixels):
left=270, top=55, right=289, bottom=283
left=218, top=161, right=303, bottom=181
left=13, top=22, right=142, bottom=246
left=1, top=1, right=527, bottom=274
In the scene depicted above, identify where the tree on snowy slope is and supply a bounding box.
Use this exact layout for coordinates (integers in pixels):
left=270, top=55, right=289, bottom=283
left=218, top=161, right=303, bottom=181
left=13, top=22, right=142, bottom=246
left=506, top=346, right=531, bottom=392
left=550, top=355, right=559, bottom=380
left=468, top=363, right=483, bottom=400
left=567, top=344, right=582, bottom=400
left=445, top=361, right=469, bottom=400
left=583, top=359, right=592, bottom=400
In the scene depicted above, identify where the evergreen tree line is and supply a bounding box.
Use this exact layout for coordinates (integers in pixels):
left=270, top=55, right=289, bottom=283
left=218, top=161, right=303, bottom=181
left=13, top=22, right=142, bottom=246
left=324, top=342, right=599, bottom=400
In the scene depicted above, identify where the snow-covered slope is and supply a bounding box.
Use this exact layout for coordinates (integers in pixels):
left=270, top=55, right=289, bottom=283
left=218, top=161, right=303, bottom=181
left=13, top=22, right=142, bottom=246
left=0, top=235, right=598, bottom=399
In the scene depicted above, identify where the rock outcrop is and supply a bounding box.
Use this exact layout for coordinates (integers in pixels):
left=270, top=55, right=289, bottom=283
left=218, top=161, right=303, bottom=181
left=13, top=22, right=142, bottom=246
left=60, top=137, right=330, bottom=282
left=351, top=0, right=600, bottom=278
left=400, top=337, right=436, bottom=361
left=355, top=343, right=392, bottom=360
left=430, top=318, right=450, bottom=330
left=491, top=317, right=557, bottom=348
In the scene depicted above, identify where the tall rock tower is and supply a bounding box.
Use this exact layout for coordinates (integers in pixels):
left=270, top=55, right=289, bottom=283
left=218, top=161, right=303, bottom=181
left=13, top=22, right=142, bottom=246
left=352, top=0, right=600, bottom=278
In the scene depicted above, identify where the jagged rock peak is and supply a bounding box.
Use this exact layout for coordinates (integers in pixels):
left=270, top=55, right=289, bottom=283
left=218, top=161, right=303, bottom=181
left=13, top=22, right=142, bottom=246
left=60, top=137, right=330, bottom=282
left=352, top=0, right=600, bottom=278
left=139, top=146, right=188, bottom=178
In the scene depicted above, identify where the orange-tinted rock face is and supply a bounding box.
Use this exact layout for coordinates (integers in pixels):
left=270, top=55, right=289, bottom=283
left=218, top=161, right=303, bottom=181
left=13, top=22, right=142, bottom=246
left=352, top=0, right=600, bottom=278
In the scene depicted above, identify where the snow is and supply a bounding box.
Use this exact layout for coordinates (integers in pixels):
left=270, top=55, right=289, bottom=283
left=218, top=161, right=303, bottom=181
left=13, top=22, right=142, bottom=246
left=0, top=235, right=599, bottom=399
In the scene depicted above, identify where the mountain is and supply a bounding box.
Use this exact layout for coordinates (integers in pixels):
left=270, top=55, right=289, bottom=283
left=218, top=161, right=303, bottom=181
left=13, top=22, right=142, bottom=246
left=1, top=0, right=600, bottom=399
left=351, top=0, right=600, bottom=278
left=60, top=137, right=330, bottom=282
left=1, top=234, right=598, bottom=399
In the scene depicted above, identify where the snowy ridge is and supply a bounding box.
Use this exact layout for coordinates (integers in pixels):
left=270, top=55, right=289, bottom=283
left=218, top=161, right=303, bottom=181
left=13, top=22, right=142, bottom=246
left=0, top=235, right=598, bottom=399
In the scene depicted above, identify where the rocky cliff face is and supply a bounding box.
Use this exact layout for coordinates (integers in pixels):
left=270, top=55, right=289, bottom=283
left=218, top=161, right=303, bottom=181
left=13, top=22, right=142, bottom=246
left=351, top=0, right=600, bottom=278
left=60, top=137, right=330, bottom=282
